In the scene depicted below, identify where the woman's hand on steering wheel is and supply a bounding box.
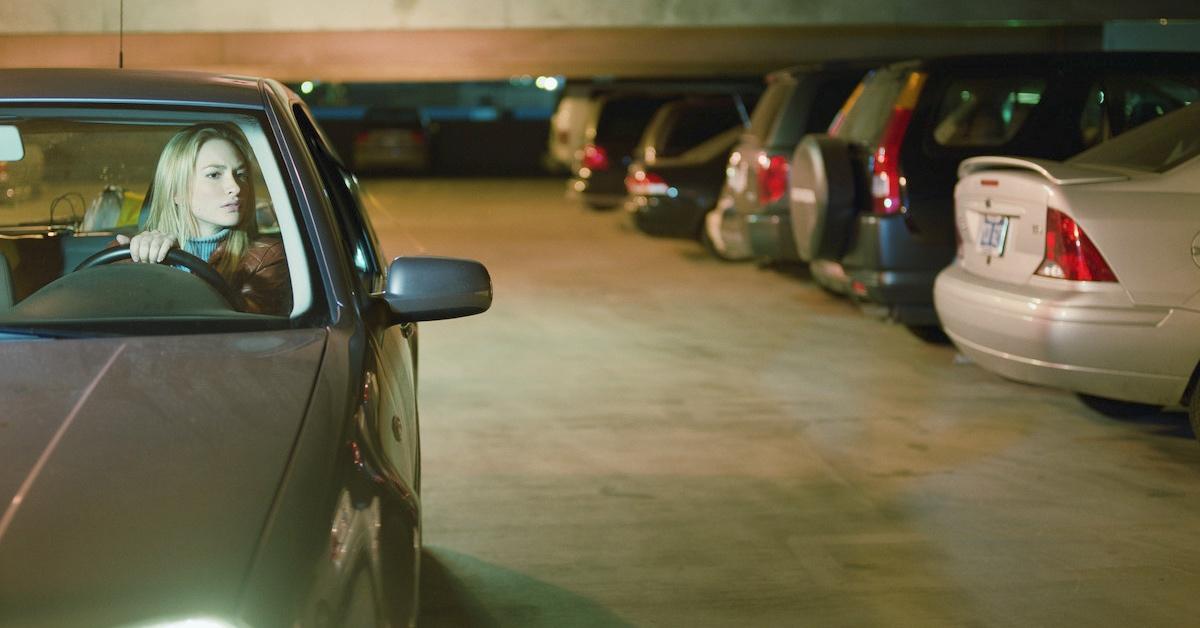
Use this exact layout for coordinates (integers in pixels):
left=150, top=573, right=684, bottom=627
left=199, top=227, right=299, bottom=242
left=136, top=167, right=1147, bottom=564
left=115, top=230, right=179, bottom=263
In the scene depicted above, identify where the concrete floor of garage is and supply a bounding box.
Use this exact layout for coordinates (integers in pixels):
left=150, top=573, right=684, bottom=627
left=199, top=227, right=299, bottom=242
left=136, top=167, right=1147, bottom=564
left=361, top=178, right=1200, bottom=627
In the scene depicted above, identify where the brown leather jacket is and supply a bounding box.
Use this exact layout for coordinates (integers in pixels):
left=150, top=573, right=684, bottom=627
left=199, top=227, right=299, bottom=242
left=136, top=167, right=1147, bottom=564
left=108, top=235, right=291, bottom=315
left=213, top=237, right=292, bottom=316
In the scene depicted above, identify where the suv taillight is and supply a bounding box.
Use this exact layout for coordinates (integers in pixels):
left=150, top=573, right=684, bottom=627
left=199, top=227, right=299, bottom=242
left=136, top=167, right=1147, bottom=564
left=625, top=170, right=668, bottom=196
left=1035, top=208, right=1117, bottom=282
left=756, top=153, right=789, bottom=207
left=869, top=72, right=926, bottom=215
left=582, top=144, right=609, bottom=171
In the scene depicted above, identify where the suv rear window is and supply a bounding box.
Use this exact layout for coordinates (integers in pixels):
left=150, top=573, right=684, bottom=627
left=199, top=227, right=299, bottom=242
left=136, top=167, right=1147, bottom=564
left=931, top=77, right=1045, bottom=147
left=832, top=68, right=909, bottom=145
left=658, top=100, right=744, bottom=157
left=747, top=79, right=792, bottom=141
left=596, top=97, right=670, bottom=146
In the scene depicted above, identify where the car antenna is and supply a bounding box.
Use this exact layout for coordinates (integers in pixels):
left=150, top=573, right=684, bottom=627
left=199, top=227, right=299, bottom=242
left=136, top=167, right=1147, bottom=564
left=118, top=0, right=124, bottom=69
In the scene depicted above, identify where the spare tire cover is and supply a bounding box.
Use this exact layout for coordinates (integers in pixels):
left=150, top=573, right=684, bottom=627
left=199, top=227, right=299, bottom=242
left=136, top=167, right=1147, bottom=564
left=789, top=134, right=859, bottom=261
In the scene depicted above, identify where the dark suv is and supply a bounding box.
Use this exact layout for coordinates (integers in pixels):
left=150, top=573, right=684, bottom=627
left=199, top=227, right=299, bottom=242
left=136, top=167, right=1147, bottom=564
left=704, top=62, right=872, bottom=261
left=625, top=95, right=752, bottom=239
left=789, top=53, right=1200, bottom=329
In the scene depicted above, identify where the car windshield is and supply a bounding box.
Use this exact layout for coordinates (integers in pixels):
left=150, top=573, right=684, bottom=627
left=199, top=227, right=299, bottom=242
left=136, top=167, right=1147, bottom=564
left=1069, top=101, right=1200, bottom=173
left=0, top=106, right=314, bottom=335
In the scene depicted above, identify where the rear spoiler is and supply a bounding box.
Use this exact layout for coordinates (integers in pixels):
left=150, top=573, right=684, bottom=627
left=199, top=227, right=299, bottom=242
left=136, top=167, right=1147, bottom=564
left=958, top=156, right=1128, bottom=186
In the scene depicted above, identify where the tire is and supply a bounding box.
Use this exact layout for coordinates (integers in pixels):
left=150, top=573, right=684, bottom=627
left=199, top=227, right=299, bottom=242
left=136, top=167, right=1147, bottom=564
left=1190, top=389, right=1200, bottom=442
left=584, top=197, right=619, bottom=211
left=789, top=134, right=860, bottom=262
left=905, top=324, right=951, bottom=345
left=1077, top=393, right=1160, bottom=419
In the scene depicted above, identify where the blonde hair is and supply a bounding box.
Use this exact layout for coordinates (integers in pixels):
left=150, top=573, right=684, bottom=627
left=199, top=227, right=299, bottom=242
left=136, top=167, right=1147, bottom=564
left=144, top=123, right=258, bottom=279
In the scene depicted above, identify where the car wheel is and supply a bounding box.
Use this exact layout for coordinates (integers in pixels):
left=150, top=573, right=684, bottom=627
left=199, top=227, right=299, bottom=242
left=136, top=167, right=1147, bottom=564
left=379, top=501, right=421, bottom=625
left=1190, top=389, right=1200, bottom=442
left=584, top=198, right=618, bottom=211
left=1077, top=393, right=1160, bottom=419
left=789, top=134, right=860, bottom=262
left=905, top=324, right=951, bottom=345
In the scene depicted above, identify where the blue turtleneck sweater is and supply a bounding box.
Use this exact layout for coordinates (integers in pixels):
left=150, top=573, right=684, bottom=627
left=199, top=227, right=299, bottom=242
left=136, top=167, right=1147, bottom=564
left=183, top=229, right=230, bottom=262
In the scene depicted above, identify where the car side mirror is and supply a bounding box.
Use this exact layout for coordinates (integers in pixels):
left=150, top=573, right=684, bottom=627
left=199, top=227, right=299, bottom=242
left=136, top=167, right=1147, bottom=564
left=383, top=256, right=492, bottom=323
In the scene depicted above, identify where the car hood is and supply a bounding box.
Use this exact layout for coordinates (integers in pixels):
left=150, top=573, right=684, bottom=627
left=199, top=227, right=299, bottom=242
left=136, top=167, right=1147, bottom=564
left=0, top=328, right=327, bottom=626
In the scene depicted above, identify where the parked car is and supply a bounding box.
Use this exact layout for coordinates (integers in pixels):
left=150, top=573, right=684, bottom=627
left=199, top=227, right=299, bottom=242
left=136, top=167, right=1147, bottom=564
left=625, top=94, right=751, bottom=239
left=789, top=53, right=1200, bottom=335
left=569, top=92, right=675, bottom=209
left=0, top=68, right=492, bottom=627
left=933, top=103, right=1200, bottom=434
left=703, top=62, right=872, bottom=261
left=544, top=82, right=594, bottom=174
left=351, top=106, right=432, bottom=174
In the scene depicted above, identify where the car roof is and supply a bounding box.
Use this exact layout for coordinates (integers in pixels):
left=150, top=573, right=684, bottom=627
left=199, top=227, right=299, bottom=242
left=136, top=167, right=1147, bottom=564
left=0, top=68, right=271, bottom=108
left=766, top=58, right=896, bottom=83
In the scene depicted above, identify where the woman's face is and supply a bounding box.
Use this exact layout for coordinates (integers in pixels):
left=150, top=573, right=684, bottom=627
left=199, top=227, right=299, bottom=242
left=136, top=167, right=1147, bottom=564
left=188, top=138, right=249, bottom=237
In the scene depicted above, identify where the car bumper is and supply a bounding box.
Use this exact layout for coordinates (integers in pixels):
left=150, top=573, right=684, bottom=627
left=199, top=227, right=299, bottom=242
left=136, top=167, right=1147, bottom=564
left=567, top=177, right=624, bottom=208
left=841, top=213, right=954, bottom=319
left=934, top=264, right=1199, bottom=406
left=744, top=209, right=799, bottom=261
left=626, top=195, right=705, bottom=239
left=809, top=258, right=852, bottom=295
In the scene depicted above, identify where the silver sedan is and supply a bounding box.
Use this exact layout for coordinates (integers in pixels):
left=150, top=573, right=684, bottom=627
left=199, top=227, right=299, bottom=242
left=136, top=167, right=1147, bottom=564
left=933, top=103, right=1200, bottom=436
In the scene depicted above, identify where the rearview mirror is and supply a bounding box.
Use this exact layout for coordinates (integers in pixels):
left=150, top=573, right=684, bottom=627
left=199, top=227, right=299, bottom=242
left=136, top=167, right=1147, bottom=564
left=383, top=256, right=492, bottom=323
left=0, top=126, right=24, bottom=161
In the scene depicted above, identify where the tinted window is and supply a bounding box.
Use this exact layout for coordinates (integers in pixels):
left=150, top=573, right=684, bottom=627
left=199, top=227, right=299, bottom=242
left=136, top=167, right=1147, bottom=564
left=931, top=77, right=1045, bottom=147
left=747, top=79, right=792, bottom=141
left=595, top=97, right=670, bottom=146
left=1070, top=102, right=1200, bottom=173
left=659, top=101, right=744, bottom=157
left=1079, top=75, right=1200, bottom=149
left=832, top=68, right=908, bottom=145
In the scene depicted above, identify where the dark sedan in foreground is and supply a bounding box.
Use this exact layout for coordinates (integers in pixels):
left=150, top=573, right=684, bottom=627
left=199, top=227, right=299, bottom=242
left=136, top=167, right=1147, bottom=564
left=0, top=69, right=492, bottom=627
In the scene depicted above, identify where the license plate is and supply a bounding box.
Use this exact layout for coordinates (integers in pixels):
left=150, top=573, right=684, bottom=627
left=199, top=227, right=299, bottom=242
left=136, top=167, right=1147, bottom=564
left=977, top=214, right=1010, bottom=256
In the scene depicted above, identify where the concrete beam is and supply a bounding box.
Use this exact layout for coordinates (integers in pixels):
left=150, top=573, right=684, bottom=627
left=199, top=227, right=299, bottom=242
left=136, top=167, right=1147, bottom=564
left=1, top=0, right=1197, bottom=33
left=0, top=25, right=1104, bottom=81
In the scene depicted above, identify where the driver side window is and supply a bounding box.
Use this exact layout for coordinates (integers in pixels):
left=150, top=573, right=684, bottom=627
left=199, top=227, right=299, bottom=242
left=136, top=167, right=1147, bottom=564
left=295, top=106, right=384, bottom=295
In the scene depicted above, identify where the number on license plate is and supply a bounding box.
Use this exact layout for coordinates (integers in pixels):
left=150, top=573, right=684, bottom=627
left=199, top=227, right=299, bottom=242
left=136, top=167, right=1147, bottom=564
left=977, top=214, right=1009, bottom=256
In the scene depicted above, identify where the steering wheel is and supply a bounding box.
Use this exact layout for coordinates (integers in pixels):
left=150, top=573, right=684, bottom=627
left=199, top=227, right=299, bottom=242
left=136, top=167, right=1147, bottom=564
left=74, top=245, right=239, bottom=307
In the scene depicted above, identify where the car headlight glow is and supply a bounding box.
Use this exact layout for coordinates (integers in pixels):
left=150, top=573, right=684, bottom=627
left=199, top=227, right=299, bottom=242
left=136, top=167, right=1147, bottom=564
left=133, top=617, right=245, bottom=628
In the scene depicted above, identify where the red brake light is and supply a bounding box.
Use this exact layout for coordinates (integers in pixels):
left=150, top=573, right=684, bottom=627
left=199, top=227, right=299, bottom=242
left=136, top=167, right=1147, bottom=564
left=411, top=130, right=426, bottom=145
left=868, top=72, right=926, bottom=216
left=1036, top=208, right=1117, bottom=282
left=869, top=106, right=913, bottom=215
left=625, top=170, right=668, bottom=196
left=756, top=153, right=789, bottom=207
left=582, top=144, right=609, bottom=171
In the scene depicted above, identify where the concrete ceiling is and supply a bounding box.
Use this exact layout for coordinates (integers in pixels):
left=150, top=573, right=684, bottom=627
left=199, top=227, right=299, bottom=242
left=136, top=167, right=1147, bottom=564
left=0, top=0, right=1197, bottom=81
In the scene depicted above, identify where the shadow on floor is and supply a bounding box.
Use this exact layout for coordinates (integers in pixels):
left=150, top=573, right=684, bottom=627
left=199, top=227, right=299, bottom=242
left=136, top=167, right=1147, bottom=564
left=1076, top=393, right=1195, bottom=440
left=419, top=547, right=633, bottom=628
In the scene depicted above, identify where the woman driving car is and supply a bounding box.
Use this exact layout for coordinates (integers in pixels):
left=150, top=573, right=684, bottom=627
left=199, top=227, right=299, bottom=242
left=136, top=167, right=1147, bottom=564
left=117, top=122, right=291, bottom=315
